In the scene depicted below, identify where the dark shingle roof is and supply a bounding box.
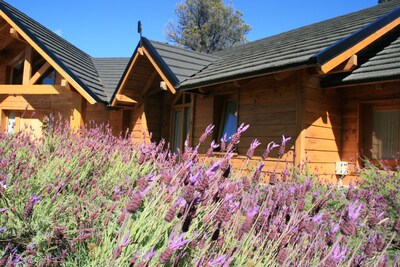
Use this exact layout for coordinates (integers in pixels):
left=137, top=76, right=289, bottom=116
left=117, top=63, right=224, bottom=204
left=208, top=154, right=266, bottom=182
left=145, top=38, right=219, bottom=86
left=0, top=1, right=127, bottom=103
left=92, top=58, right=130, bottom=100
left=178, top=0, right=400, bottom=89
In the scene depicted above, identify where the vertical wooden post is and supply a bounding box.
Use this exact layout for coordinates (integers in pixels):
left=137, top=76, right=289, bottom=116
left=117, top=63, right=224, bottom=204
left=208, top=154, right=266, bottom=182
left=0, top=110, right=6, bottom=132
left=70, top=92, right=86, bottom=131
left=22, top=45, right=32, bottom=85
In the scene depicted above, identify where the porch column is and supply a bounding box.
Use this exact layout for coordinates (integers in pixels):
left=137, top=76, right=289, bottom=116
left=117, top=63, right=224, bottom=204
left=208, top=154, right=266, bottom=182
left=70, top=92, right=86, bottom=131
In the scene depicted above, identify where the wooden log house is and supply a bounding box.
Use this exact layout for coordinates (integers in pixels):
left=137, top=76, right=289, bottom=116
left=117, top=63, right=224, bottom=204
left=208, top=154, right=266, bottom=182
left=2, top=1, right=400, bottom=183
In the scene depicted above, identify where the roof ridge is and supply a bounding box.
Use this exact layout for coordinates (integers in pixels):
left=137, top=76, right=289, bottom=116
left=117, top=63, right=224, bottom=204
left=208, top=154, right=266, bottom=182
left=147, top=38, right=220, bottom=59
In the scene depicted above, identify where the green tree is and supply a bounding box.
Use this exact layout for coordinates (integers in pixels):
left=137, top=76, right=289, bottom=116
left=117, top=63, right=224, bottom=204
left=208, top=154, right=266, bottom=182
left=378, top=0, right=392, bottom=3
left=164, top=0, right=251, bottom=53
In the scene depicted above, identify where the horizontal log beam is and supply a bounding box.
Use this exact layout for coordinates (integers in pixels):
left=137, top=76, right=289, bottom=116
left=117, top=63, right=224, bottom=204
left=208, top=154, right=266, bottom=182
left=0, top=85, right=66, bottom=95
left=115, top=94, right=139, bottom=104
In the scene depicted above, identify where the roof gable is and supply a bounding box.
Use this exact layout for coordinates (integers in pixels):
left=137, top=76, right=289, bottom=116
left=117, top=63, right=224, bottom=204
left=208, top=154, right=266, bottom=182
left=0, top=1, right=112, bottom=103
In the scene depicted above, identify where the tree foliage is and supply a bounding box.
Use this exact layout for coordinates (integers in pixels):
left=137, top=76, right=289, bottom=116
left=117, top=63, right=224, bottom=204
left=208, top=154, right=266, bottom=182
left=378, top=0, right=392, bottom=3
left=164, top=0, right=251, bottom=53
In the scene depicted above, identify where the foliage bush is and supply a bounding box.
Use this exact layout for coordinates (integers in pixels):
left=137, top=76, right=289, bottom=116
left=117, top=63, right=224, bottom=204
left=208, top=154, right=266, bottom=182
left=0, top=121, right=399, bottom=266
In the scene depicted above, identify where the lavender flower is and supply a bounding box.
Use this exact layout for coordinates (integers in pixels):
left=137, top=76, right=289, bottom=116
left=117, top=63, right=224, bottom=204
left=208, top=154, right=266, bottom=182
left=206, top=140, right=219, bottom=157
left=220, top=134, right=227, bottom=152
left=113, top=232, right=130, bottom=259
left=206, top=255, right=227, bottom=266
left=24, top=193, right=42, bottom=218
left=230, top=123, right=249, bottom=146
left=246, top=139, right=261, bottom=159
left=279, top=135, right=291, bottom=158
left=205, top=160, right=222, bottom=177
left=325, top=245, right=347, bottom=266
left=160, top=232, right=192, bottom=264
left=0, top=226, right=5, bottom=233
left=261, top=141, right=279, bottom=160
left=0, top=208, right=6, bottom=213
left=340, top=202, right=362, bottom=237
left=199, top=125, right=215, bottom=144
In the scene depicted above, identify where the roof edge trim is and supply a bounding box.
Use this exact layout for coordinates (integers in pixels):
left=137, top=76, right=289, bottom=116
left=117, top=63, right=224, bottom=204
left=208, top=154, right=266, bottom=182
left=313, top=5, right=400, bottom=74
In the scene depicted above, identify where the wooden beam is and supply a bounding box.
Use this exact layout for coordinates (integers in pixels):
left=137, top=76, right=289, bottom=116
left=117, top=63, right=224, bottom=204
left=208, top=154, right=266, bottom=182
left=0, top=109, right=6, bottom=132
left=22, top=45, right=32, bottom=85
left=111, top=52, right=141, bottom=106
left=29, top=62, right=51, bottom=85
left=0, top=11, right=97, bottom=104
left=70, top=92, right=86, bottom=131
left=141, top=70, right=157, bottom=96
left=0, top=84, right=66, bottom=94
left=319, top=18, right=400, bottom=74
left=138, top=47, right=144, bottom=56
left=141, top=46, right=177, bottom=94
left=115, top=94, right=139, bottom=104
left=9, top=28, right=25, bottom=43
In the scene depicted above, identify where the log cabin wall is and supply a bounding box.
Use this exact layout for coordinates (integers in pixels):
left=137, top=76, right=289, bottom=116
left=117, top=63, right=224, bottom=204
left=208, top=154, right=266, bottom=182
left=192, top=72, right=300, bottom=180
left=301, top=71, right=342, bottom=183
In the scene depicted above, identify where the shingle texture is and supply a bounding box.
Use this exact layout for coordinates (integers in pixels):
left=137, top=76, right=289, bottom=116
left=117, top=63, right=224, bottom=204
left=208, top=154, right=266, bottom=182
left=148, top=39, right=219, bottom=84
left=178, top=1, right=400, bottom=89
left=92, top=58, right=130, bottom=100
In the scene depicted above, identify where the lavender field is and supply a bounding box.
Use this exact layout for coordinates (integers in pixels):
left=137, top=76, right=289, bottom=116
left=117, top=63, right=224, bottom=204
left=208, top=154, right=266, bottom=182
left=0, top=121, right=399, bottom=266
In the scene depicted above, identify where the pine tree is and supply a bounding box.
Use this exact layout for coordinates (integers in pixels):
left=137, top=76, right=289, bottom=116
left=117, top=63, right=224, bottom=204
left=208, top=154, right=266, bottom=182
left=164, top=0, right=251, bottom=53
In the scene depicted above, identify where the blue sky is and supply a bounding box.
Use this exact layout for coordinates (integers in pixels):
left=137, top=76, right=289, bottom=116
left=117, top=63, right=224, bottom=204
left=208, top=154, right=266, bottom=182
left=6, top=0, right=379, bottom=57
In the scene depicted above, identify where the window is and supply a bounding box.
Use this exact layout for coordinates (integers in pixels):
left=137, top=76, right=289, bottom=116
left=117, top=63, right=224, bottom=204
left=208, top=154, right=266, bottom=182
left=7, top=112, right=18, bottom=134
left=213, top=95, right=238, bottom=145
left=38, top=69, right=56, bottom=85
left=10, top=59, right=24, bottom=84
left=361, top=103, right=400, bottom=163
left=171, top=93, right=192, bottom=152
left=220, top=100, right=238, bottom=142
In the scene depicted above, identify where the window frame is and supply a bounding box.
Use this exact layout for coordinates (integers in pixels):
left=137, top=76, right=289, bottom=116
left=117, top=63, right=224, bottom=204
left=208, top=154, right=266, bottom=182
left=170, top=93, right=193, bottom=152
left=359, top=99, right=400, bottom=167
left=213, top=93, right=239, bottom=151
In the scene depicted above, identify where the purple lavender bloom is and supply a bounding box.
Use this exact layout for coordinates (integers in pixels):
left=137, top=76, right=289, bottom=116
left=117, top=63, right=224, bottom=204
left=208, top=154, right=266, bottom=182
left=0, top=226, right=5, bottom=233
left=262, top=141, right=279, bottom=160
left=348, top=202, right=362, bottom=221
left=237, top=123, right=250, bottom=134
left=205, top=160, right=221, bottom=176
left=207, top=255, right=227, bottom=266
left=220, top=134, right=228, bottom=152
left=199, top=124, right=215, bottom=143
left=144, top=247, right=156, bottom=260
left=206, top=140, right=219, bottom=157
left=279, top=135, right=291, bottom=157
left=30, top=194, right=42, bottom=205
left=189, top=172, right=201, bottom=185
left=331, top=244, right=347, bottom=263
left=120, top=232, right=130, bottom=247
left=169, top=232, right=192, bottom=250
left=246, top=139, right=261, bottom=159
left=0, top=208, right=6, bottom=213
